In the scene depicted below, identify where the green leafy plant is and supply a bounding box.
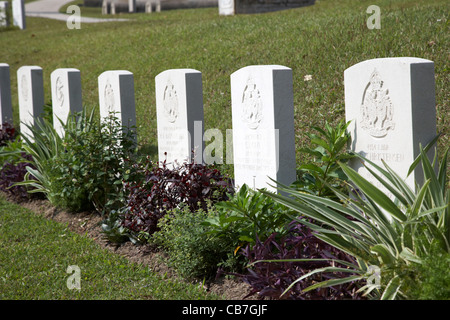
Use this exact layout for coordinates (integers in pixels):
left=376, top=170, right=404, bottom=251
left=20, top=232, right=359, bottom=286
left=18, top=108, right=138, bottom=213
left=18, top=116, right=64, bottom=199
left=151, top=203, right=243, bottom=280
left=261, top=138, right=449, bottom=300
left=55, top=110, right=138, bottom=213
left=295, top=120, right=354, bottom=197
left=203, top=184, right=291, bottom=247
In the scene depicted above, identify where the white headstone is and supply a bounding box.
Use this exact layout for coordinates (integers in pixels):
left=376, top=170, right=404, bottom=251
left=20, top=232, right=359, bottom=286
left=98, top=70, right=136, bottom=138
left=51, top=68, right=83, bottom=137
left=12, top=0, right=25, bottom=29
left=155, top=69, right=204, bottom=166
left=129, top=0, right=136, bottom=12
left=218, top=0, right=234, bottom=15
left=102, top=0, right=108, bottom=14
left=231, top=65, right=296, bottom=192
left=17, top=66, right=44, bottom=140
left=0, top=63, right=13, bottom=127
left=345, top=57, right=437, bottom=192
left=0, top=1, right=9, bottom=27
left=145, top=2, right=152, bottom=13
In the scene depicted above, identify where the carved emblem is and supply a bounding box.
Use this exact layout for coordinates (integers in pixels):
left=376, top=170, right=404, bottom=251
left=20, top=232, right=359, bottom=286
left=55, top=76, right=64, bottom=107
left=241, top=78, right=263, bottom=129
left=220, top=0, right=233, bottom=9
left=104, top=80, right=115, bottom=113
left=163, top=81, right=178, bottom=123
left=360, top=69, right=395, bottom=138
left=21, top=74, right=28, bottom=102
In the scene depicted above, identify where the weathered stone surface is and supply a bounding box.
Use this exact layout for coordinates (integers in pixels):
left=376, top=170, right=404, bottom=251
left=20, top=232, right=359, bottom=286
left=155, top=69, right=204, bottom=166
left=231, top=65, right=296, bottom=192
left=51, top=68, right=83, bottom=137
left=345, top=57, right=437, bottom=193
left=0, top=63, right=13, bottom=126
left=12, top=0, right=25, bottom=29
left=17, top=66, right=44, bottom=140
left=98, top=70, right=137, bottom=139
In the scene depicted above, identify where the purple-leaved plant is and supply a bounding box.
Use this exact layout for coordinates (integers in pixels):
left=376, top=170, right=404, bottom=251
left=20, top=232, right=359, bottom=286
left=236, top=221, right=365, bottom=300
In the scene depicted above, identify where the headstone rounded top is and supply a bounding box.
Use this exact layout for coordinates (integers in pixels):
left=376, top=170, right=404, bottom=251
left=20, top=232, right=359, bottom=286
left=18, top=65, right=42, bottom=71
left=345, top=57, right=434, bottom=72
left=231, top=65, right=291, bottom=76
left=99, top=70, right=133, bottom=78
left=51, top=68, right=80, bottom=74
left=156, top=69, right=201, bottom=78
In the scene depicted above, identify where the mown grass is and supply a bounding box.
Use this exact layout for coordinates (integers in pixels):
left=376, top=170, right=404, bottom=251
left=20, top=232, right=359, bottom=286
left=1, top=0, right=448, bottom=167
left=0, top=195, right=219, bottom=299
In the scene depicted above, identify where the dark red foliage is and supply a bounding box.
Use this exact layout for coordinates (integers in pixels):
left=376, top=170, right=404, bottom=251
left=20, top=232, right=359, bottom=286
left=120, top=156, right=234, bottom=237
left=0, top=123, right=16, bottom=146
left=236, top=222, right=365, bottom=300
left=0, top=123, right=40, bottom=200
left=0, top=153, right=41, bottom=200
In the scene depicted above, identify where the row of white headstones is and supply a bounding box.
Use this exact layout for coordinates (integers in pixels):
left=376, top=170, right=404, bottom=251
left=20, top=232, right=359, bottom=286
left=0, top=57, right=438, bottom=194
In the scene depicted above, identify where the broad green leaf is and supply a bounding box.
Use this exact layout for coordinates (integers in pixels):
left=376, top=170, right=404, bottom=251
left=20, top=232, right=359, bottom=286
left=370, top=244, right=396, bottom=265
left=437, top=148, right=448, bottom=191
left=410, top=179, right=431, bottom=219
left=281, top=266, right=362, bottom=297
left=299, top=163, right=326, bottom=174
left=399, top=247, right=422, bottom=264
left=301, top=275, right=364, bottom=293
left=381, top=276, right=401, bottom=300
left=310, top=137, right=332, bottom=153
left=363, top=164, right=409, bottom=206
left=339, top=163, right=407, bottom=222
left=407, top=134, right=440, bottom=176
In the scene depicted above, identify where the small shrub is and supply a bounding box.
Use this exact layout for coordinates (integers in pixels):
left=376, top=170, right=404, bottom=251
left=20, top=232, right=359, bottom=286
left=236, top=222, right=364, bottom=300
left=20, top=109, right=138, bottom=213
left=119, top=157, right=233, bottom=242
left=47, top=112, right=138, bottom=213
left=152, top=204, right=244, bottom=280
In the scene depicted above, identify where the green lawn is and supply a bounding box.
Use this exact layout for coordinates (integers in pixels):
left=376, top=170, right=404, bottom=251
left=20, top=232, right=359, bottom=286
left=0, top=195, right=219, bottom=299
left=1, top=0, right=448, bottom=165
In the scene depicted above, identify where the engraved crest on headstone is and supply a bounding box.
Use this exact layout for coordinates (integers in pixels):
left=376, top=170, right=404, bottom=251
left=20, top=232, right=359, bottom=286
left=219, top=0, right=234, bottom=14
left=21, top=74, right=28, bottom=102
left=163, top=81, right=179, bottom=123
left=104, top=80, right=115, bottom=113
left=241, top=77, right=263, bottom=129
left=55, top=76, right=64, bottom=107
left=360, top=69, right=395, bottom=138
